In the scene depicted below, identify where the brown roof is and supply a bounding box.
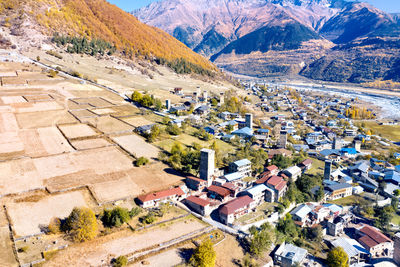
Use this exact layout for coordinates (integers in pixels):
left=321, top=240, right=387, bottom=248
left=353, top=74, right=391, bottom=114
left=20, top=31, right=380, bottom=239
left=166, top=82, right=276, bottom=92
left=275, top=180, right=287, bottom=192
left=255, top=176, right=270, bottom=185
left=219, top=195, right=253, bottom=215
left=268, top=149, right=292, bottom=159
left=266, top=165, right=278, bottom=171
left=221, top=182, right=236, bottom=191
left=267, top=176, right=284, bottom=186
left=359, top=235, right=379, bottom=250
left=358, top=225, right=392, bottom=249
left=301, top=159, right=313, bottom=166
left=138, top=187, right=184, bottom=203
left=186, top=196, right=211, bottom=207
left=207, top=185, right=231, bottom=197
left=186, top=176, right=206, bottom=183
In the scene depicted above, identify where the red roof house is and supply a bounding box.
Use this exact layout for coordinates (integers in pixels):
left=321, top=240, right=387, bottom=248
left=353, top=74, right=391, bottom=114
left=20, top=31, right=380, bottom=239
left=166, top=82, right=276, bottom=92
left=219, top=195, right=254, bottom=224
left=356, top=225, right=393, bottom=257
left=137, top=187, right=185, bottom=208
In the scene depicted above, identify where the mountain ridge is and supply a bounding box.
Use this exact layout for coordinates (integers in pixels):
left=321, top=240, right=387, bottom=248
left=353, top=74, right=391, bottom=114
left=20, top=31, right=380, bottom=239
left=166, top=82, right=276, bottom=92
left=134, top=0, right=400, bottom=83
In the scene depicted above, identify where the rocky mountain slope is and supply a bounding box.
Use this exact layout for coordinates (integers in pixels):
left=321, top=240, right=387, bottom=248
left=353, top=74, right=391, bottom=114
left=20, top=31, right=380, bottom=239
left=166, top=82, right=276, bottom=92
left=0, top=0, right=216, bottom=75
left=135, top=0, right=400, bottom=83
left=133, top=0, right=340, bottom=57
left=301, top=37, right=400, bottom=83
left=320, top=2, right=400, bottom=43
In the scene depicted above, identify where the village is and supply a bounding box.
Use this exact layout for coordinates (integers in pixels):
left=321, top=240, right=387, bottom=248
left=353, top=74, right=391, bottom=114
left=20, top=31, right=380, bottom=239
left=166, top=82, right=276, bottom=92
left=1, top=51, right=400, bottom=267
left=134, top=81, right=400, bottom=266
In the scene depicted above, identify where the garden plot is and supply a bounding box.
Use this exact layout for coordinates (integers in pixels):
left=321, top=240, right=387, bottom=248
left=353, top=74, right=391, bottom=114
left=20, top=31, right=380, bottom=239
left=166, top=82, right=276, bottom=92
left=121, top=116, right=153, bottom=127
left=0, top=132, right=24, bottom=155
left=14, top=101, right=63, bottom=113
left=111, top=134, right=159, bottom=159
left=89, top=107, right=115, bottom=115
left=23, top=94, right=54, bottom=102
left=36, top=147, right=133, bottom=191
left=69, top=109, right=98, bottom=119
left=0, top=158, right=43, bottom=196
left=1, top=96, right=26, bottom=104
left=108, top=104, right=141, bottom=117
left=87, top=116, right=133, bottom=134
left=7, top=191, right=88, bottom=237
left=71, top=97, right=114, bottom=108
left=70, top=138, right=111, bottom=150
left=1, top=77, right=27, bottom=86
left=16, top=110, right=77, bottom=129
left=58, top=123, right=98, bottom=139
left=0, top=112, right=19, bottom=133
left=89, top=177, right=140, bottom=204
left=0, top=70, right=17, bottom=77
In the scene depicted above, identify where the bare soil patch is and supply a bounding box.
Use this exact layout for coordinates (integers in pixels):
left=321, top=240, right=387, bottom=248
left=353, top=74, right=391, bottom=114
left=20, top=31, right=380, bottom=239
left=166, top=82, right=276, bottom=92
left=23, top=94, right=54, bottom=102
left=70, top=138, right=111, bottom=150
left=1, top=96, right=26, bottom=104
left=71, top=97, right=114, bottom=108
left=120, top=116, right=153, bottom=127
left=111, top=134, right=159, bottom=159
left=16, top=110, right=77, bottom=129
left=14, top=101, right=63, bottom=113
left=89, top=177, right=140, bottom=204
left=1, top=77, right=27, bottom=86
left=87, top=116, right=133, bottom=134
left=68, top=109, right=98, bottom=119
left=7, top=191, right=88, bottom=237
left=58, top=123, right=98, bottom=139
left=0, top=226, right=18, bottom=267
left=0, top=158, right=43, bottom=196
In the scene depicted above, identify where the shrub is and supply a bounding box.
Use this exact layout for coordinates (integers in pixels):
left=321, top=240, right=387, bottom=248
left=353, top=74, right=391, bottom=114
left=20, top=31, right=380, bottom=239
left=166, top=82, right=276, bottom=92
left=113, top=255, right=128, bottom=267
left=140, top=214, right=156, bottom=225
left=18, top=246, right=29, bottom=253
left=166, top=124, right=181, bottom=135
left=48, top=217, right=61, bottom=234
left=135, top=157, right=149, bottom=167
left=102, top=207, right=131, bottom=228
left=48, top=69, right=58, bottom=78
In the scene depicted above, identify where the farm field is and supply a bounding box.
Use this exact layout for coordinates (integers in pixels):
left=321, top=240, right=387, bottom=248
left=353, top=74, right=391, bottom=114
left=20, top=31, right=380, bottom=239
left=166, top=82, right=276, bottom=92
left=43, top=217, right=208, bottom=266
left=86, top=116, right=133, bottom=134
left=362, top=121, right=400, bottom=141
left=58, top=123, right=98, bottom=139
left=111, top=134, right=160, bottom=159
left=7, top=191, right=89, bottom=237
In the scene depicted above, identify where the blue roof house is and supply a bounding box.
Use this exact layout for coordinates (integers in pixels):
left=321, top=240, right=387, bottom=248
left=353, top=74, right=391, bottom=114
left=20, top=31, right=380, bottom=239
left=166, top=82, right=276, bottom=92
left=232, top=127, right=253, bottom=138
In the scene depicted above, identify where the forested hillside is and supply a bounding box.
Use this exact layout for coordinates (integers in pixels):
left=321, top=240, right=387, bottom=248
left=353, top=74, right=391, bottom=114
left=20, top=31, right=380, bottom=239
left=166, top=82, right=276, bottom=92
left=0, top=0, right=217, bottom=75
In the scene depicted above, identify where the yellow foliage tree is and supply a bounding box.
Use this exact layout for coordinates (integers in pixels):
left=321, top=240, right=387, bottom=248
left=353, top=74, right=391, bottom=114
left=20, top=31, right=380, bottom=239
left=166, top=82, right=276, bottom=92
left=65, top=207, right=98, bottom=242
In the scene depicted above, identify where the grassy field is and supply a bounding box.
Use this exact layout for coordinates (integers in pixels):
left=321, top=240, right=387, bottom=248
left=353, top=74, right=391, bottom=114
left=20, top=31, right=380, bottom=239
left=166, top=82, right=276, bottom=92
left=155, top=133, right=235, bottom=155
left=328, top=194, right=372, bottom=206
left=236, top=202, right=277, bottom=225
left=362, top=121, right=400, bottom=141
left=306, top=158, right=325, bottom=176
left=391, top=213, right=400, bottom=226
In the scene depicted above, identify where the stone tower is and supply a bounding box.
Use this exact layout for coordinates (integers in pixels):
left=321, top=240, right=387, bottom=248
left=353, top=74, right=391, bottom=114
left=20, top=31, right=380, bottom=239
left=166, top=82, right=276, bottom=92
left=394, top=233, right=400, bottom=265
left=165, top=99, right=171, bottom=110
left=278, top=130, right=287, bottom=148
left=324, top=160, right=333, bottom=180
left=200, top=149, right=215, bottom=186
left=245, top=113, right=253, bottom=129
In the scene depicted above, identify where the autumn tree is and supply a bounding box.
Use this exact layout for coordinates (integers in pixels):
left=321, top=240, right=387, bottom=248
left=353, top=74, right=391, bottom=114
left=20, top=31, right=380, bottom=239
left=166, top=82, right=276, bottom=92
left=248, top=223, right=275, bottom=256
left=64, top=207, right=98, bottom=242
left=190, top=239, right=216, bottom=267
left=327, top=247, right=349, bottom=267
